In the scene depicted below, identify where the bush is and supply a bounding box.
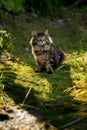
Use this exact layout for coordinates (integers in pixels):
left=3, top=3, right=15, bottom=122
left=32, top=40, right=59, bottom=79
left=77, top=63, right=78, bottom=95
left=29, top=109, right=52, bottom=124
left=0, top=30, right=13, bottom=54
left=0, top=0, right=25, bottom=13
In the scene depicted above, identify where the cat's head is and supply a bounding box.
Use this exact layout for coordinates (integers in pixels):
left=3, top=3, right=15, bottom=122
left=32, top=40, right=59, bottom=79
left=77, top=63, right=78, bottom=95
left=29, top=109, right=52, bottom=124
left=30, top=29, right=53, bottom=46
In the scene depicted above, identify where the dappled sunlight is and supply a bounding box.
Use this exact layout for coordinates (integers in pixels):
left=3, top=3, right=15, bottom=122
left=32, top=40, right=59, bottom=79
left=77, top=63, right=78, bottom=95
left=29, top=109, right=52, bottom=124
left=1, top=60, right=53, bottom=101
left=14, top=64, right=53, bottom=100
left=0, top=12, right=87, bottom=129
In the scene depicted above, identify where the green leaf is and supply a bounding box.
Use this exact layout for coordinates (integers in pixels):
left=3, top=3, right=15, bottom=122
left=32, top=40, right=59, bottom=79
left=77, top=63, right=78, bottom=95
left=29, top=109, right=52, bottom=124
left=1, top=0, right=14, bottom=11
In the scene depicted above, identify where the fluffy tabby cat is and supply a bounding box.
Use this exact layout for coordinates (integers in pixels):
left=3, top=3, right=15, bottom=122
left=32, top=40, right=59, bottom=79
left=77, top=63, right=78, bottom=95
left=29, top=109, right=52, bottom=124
left=30, top=29, right=64, bottom=73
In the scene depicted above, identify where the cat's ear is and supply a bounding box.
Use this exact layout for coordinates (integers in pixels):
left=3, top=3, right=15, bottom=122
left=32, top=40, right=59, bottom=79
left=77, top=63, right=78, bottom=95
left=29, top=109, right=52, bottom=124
left=31, top=30, right=37, bottom=36
left=44, top=29, right=48, bottom=35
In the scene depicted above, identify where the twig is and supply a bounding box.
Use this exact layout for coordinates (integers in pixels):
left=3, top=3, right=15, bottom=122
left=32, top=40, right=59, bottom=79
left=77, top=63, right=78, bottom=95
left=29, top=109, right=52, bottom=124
left=22, top=87, right=32, bottom=105
left=59, top=117, right=84, bottom=130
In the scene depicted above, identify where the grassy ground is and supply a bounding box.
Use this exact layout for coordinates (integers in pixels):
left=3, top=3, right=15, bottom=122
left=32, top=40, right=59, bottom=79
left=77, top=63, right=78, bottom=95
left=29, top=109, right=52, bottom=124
left=0, top=12, right=87, bottom=129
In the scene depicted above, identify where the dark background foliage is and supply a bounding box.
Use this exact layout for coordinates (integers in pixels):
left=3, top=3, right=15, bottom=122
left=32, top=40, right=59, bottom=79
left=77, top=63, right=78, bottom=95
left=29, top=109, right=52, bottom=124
left=0, top=0, right=87, bottom=16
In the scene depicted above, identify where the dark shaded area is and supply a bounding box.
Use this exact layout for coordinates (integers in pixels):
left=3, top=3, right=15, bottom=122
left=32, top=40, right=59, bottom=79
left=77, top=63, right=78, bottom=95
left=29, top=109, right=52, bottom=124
left=0, top=113, right=9, bottom=121
left=63, top=0, right=87, bottom=7
left=0, top=0, right=87, bottom=16
left=25, top=0, right=87, bottom=16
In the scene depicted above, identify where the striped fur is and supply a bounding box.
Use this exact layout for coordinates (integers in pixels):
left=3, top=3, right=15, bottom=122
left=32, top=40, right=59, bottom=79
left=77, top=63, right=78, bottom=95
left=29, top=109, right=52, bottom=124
left=30, top=30, right=64, bottom=73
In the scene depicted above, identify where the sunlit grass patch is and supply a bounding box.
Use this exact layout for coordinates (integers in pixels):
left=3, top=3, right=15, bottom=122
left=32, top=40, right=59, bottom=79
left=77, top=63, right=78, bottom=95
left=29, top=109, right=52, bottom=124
left=65, top=52, right=87, bottom=102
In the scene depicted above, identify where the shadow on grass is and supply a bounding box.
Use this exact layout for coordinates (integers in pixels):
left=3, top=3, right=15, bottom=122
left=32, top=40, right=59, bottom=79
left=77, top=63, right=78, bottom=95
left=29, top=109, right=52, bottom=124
left=1, top=61, right=85, bottom=129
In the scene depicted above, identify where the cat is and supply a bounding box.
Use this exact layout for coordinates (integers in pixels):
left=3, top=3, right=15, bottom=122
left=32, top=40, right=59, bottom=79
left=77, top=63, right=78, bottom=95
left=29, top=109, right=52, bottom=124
left=30, top=29, right=64, bottom=73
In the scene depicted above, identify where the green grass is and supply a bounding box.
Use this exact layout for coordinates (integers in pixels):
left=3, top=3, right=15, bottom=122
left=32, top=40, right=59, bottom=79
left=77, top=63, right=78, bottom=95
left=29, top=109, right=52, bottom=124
left=0, top=12, right=87, bottom=129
